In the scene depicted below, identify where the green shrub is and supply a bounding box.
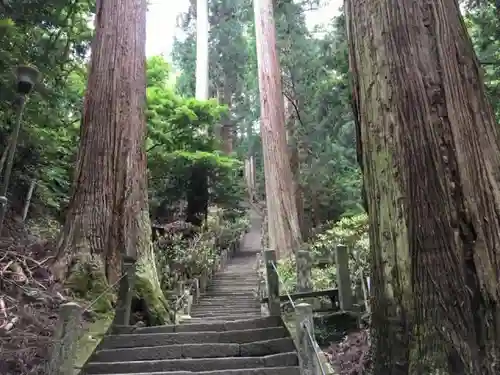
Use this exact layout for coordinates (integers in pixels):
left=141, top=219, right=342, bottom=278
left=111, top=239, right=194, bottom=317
left=311, top=213, right=369, bottom=283
left=277, top=213, right=369, bottom=293
left=154, top=208, right=249, bottom=293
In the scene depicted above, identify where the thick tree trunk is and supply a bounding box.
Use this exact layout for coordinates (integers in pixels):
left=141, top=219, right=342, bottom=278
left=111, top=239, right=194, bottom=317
left=53, top=0, right=169, bottom=323
left=346, top=0, right=500, bottom=374
left=253, top=0, right=302, bottom=258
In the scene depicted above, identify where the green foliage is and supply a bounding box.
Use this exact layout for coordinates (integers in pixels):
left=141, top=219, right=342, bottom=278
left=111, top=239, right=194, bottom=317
left=463, top=3, right=500, bottom=121
left=0, top=0, right=92, bottom=217
left=154, top=209, right=250, bottom=292
left=148, top=150, right=245, bottom=219
left=2, top=36, right=241, bottom=223
left=173, top=2, right=363, bottom=228
left=277, top=213, right=369, bottom=293
left=311, top=213, right=369, bottom=283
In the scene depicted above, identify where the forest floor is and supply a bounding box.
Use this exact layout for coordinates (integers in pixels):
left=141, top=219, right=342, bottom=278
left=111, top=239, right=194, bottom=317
left=325, top=329, right=370, bottom=375
left=0, top=237, right=72, bottom=375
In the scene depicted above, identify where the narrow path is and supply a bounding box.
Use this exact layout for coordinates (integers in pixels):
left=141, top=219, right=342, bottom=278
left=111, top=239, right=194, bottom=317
left=189, top=210, right=262, bottom=322
left=82, top=210, right=301, bottom=375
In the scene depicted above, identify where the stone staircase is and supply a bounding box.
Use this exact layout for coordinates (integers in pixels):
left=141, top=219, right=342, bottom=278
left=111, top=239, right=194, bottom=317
left=81, top=214, right=301, bottom=375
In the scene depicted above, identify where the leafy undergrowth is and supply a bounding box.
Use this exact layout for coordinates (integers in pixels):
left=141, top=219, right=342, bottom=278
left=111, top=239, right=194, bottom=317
left=325, top=329, right=371, bottom=375
left=0, top=239, right=73, bottom=375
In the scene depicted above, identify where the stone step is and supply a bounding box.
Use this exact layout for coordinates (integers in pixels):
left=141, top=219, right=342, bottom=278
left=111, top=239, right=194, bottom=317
left=189, top=313, right=261, bottom=320
left=191, top=311, right=260, bottom=318
left=91, top=338, right=295, bottom=362
left=194, top=303, right=258, bottom=308
left=194, top=302, right=258, bottom=308
left=89, top=367, right=301, bottom=375
left=114, top=317, right=282, bottom=334
left=212, top=273, right=257, bottom=277
left=197, top=297, right=257, bottom=302
left=192, top=305, right=259, bottom=312
left=190, top=312, right=260, bottom=318
left=204, top=291, right=256, bottom=295
left=99, top=327, right=288, bottom=349
left=211, top=275, right=258, bottom=278
left=201, top=292, right=256, bottom=297
left=184, top=316, right=260, bottom=323
left=193, top=306, right=258, bottom=311
left=183, top=316, right=259, bottom=323
left=207, top=289, right=256, bottom=292
left=207, top=284, right=257, bottom=289
left=84, top=352, right=298, bottom=374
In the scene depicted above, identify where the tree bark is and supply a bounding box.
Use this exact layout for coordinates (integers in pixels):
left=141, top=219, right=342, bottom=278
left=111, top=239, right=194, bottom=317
left=253, top=0, right=302, bottom=258
left=53, top=0, right=169, bottom=323
left=346, top=0, right=500, bottom=374
left=284, top=95, right=308, bottom=241
left=221, top=77, right=233, bottom=153
left=195, top=0, right=209, bottom=100
left=21, top=178, right=36, bottom=222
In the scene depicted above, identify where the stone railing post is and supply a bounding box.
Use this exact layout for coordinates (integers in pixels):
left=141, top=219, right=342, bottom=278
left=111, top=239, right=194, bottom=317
left=113, top=255, right=137, bottom=327
left=221, top=249, right=228, bottom=269
left=193, top=278, right=200, bottom=303
left=254, top=252, right=261, bottom=271
left=264, top=249, right=280, bottom=316
left=47, top=302, right=82, bottom=375
left=183, top=286, right=194, bottom=317
left=335, top=244, right=353, bottom=310
left=296, top=302, right=315, bottom=375
left=296, top=303, right=333, bottom=375
left=297, top=250, right=313, bottom=293
left=200, top=268, right=209, bottom=292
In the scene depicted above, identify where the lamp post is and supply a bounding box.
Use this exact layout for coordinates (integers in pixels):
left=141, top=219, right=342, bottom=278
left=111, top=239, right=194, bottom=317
left=0, top=65, right=40, bottom=236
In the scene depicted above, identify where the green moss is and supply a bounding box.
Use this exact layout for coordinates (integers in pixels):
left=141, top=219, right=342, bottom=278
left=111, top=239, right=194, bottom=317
left=134, top=264, right=171, bottom=325
left=65, top=259, right=113, bottom=314
left=73, top=315, right=114, bottom=374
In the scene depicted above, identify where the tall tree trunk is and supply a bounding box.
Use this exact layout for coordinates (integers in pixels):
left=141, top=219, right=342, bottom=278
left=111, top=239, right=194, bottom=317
left=346, top=0, right=500, bottom=374
left=221, top=77, right=233, bottom=153
left=253, top=0, right=302, bottom=258
left=195, top=0, right=209, bottom=100
left=245, top=123, right=256, bottom=202
left=284, top=95, right=308, bottom=240
left=52, top=0, right=169, bottom=324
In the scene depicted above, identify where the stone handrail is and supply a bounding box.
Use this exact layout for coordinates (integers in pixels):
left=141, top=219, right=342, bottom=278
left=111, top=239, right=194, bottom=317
left=46, top=301, right=82, bottom=375
left=47, top=254, right=137, bottom=374
left=260, top=244, right=355, bottom=375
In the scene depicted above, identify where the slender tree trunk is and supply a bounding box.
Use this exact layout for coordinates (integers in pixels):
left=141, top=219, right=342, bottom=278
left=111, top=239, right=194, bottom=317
left=195, top=0, right=209, bottom=100
left=0, top=136, right=11, bottom=176
left=346, top=0, right=500, bottom=373
left=221, top=78, right=233, bottom=153
left=53, top=0, right=169, bottom=324
left=253, top=0, right=302, bottom=258
left=284, top=95, right=308, bottom=240
left=21, top=179, right=35, bottom=222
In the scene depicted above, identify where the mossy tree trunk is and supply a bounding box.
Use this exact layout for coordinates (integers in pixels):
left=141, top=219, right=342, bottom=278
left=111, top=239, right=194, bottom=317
left=346, top=0, right=500, bottom=374
left=52, top=0, right=169, bottom=324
